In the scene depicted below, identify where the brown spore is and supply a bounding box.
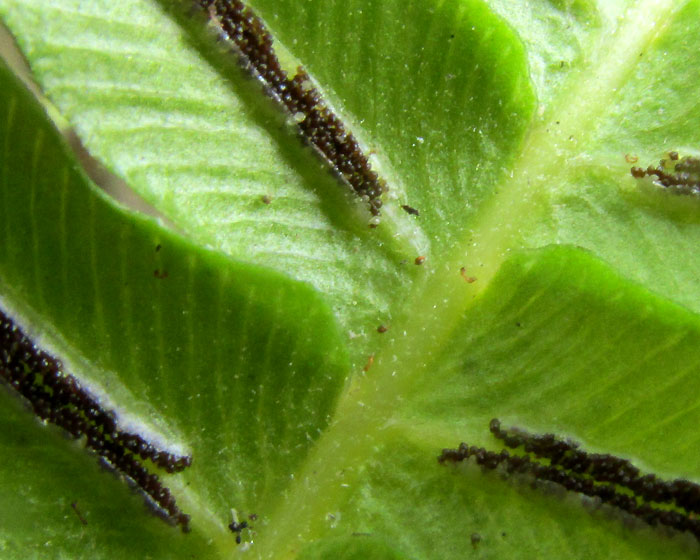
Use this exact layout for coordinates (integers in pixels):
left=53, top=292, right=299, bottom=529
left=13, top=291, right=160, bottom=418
left=630, top=153, right=700, bottom=195
left=229, top=519, right=249, bottom=545
left=0, top=310, right=192, bottom=531
left=401, top=204, right=420, bottom=216
left=196, top=0, right=387, bottom=216
left=440, top=419, right=700, bottom=542
left=460, top=267, right=476, bottom=283
left=228, top=509, right=251, bottom=545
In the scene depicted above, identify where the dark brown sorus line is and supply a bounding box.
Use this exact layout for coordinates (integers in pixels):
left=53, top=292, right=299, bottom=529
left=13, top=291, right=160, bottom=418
left=0, top=310, right=192, bottom=531
left=440, top=419, right=700, bottom=541
left=488, top=419, right=700, bottom=514
left=196, top=0, right=388, bottom=219
left=631, top=152, right=700, bottom=196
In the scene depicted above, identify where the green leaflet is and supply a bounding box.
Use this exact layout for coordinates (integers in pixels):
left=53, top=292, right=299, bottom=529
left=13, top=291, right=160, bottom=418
left=0, top=384, right=214, bottom=558
left=260, top=246, right=700, bottom=559
left=0, top=0, right=539, bottom=368
left=534, top=0, right=700, bottom=313
left=0, top=57, right=348, bottom=555
left=247, top=0, right=537, bottom=248
left=1, top=0, right=700, bottom=558
left=0, top=0, right=426, bottom=367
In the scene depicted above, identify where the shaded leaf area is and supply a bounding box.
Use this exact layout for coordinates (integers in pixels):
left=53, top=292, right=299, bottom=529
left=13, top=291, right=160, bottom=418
left=318, top=247, right=700, bottom=560
left=298, top=535, right=408, bottom=560
left=0, top=57, right=348, bottom=553
left=0, top=388, right=214, bottom=559
left=248, top=0, right=537, bottom=250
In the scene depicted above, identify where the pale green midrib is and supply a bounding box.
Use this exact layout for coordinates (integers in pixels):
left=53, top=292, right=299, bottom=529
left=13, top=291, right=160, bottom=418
left=367, top=0, right=683, bottom=402
left=252, top=2, right=682, bottom=558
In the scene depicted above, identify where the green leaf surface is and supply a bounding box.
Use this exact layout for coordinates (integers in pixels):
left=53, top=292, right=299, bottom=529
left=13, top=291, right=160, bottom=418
left=297, top=535, right=408, bottom=560
left=0, top=56, right=348, bottom=556
left=1, top=0, right=700, bottom=558
left=335, top=247, right=700, bottom=560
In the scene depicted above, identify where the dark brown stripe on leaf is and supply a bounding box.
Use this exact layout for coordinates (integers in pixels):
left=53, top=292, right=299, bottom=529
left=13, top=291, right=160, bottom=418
left=440, top=419, right=700, bottom=542
left=631, top=153, right=700, bottom=195
left=489, top=419, right=700, bottom=515
left=0, top=310, right=192, bottom=532
left=196, top=0, right=387, bottom=217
